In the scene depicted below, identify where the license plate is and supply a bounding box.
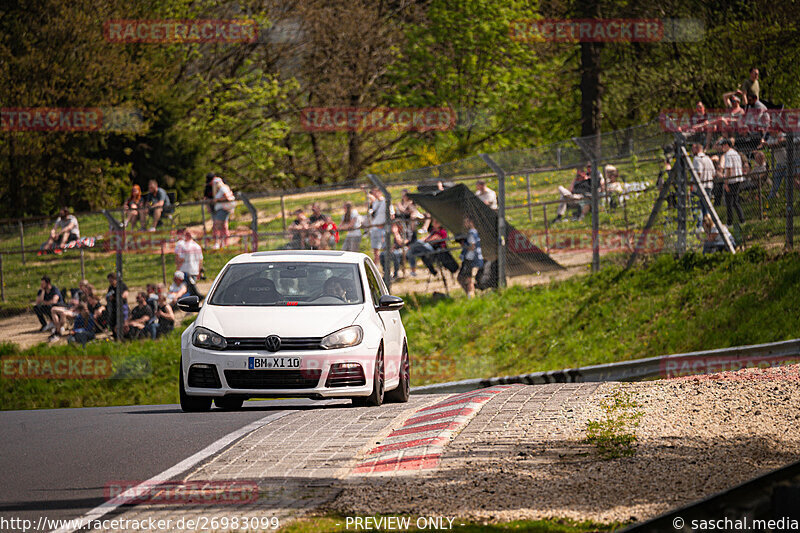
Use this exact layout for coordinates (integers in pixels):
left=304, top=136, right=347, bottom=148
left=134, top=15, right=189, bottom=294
left=248, top=357, right=301, bottom=369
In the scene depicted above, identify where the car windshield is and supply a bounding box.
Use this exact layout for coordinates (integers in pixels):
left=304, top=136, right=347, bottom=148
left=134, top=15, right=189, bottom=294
left=208, top=262, right=363, bottom=306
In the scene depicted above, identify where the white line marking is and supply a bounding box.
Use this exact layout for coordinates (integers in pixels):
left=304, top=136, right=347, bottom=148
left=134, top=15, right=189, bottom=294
left=50, top=409, right=294, bottom=533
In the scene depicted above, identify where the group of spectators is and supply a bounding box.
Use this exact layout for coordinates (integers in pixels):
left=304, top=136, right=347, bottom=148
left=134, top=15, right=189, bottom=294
left=33, top=228, right=204, bottom=344
left=286, top=180, right=497, bottom=298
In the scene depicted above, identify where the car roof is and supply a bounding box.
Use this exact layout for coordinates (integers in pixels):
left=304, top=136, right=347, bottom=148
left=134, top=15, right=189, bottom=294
left=226, top=250, right=369, bottom=265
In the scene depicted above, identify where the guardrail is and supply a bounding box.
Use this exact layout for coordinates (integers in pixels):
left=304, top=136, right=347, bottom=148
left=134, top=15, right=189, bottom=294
left=410, top=338, right=800, bottom=394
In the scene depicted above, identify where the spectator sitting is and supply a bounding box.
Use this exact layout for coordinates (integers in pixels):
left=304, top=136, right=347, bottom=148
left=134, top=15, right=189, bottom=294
left=702, top=214, right=735, bottom=254
left=146, top=283, right=159, bottom=314
left=287, top=208, right=310, bottom=249
left=34, top=276, right=65, bottom=333
left=174, top=228, right=203, bottom=284
left=396, top=189, right=423, bottom=220
left=407, top=219, right=447, bottom=276
left=340, top=202, right=363, bottom=252
left=552, top=167, right=592, bottom=224
left=124, top=292, right=152, bottom=339
left=49, top=290, right=83, bottom=342
left=140, top=179, right=171, bottom=232
left=475, top=180, right=498, bottom=210
left=308, top=203, right=336, bottom=249
left=602, top=165, right=624, bottom=194
left=40, top=208, right=80, bottom=254
left=155, top=293, right=175, bottom=337
left=67, top=303, right=96, bottom=346
left=123, top=184, right=142, bottom=228
left=167, top=271, right=188, bottom=305
left=457, top=216, right=483, bottom=298
left=87, top=292, right=106, bottom=332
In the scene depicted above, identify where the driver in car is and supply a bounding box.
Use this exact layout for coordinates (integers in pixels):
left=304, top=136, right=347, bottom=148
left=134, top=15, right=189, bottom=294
left=322, top=277, right=347, bottom=301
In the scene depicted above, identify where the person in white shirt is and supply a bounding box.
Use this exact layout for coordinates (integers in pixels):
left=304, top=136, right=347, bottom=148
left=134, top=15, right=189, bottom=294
left=42, top=208, right=80, bottom=253
left=719, top=138, right=745, bottom=225
left=367, top=187, right=394, bottom=266
left=475, top=180, right=498, bottom=210
left=174, top=229, right=203, bottom=282
left=339, top=202, right=362, bottom=252
left=691, top=143, right=716, bottom=222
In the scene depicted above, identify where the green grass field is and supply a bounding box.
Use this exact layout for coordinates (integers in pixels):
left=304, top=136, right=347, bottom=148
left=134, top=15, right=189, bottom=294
left=3, top=247, right=799, bottom=410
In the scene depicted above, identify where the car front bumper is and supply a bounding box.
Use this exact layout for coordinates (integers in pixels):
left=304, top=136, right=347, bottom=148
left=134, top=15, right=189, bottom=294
left=181, top=344, right=378, bottom=399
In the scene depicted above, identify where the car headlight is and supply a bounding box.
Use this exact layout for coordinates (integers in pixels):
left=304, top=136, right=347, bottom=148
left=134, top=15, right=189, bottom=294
left=320, top=325, right=363, bottom=350
left=192, top=327, right=227, bottom=350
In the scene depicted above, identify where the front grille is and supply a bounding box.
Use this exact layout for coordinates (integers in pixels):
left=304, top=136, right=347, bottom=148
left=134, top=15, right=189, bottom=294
left=326, top=363, right=366, bottom=388
left=224, top=337, right=323, bottom=351
left=224, top=369, right=322, bottom=389
left=188, top=365, right=221, bottom=388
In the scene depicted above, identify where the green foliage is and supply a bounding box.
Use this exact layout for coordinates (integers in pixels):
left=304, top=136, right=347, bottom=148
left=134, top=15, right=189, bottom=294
left=585, top=389, right=642, bottom=459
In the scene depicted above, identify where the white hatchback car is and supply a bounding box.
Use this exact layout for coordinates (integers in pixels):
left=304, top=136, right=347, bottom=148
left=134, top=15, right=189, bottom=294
left=177, top=250, right=409, bottom=412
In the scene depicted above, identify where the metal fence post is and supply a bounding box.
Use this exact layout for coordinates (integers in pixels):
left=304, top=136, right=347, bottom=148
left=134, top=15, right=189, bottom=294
left=526, top=175, right=532, bottom=221
left=19, top=221, right=25, bottom=266
left=479, top=154, right=507, bottom=289
left=367, top=174, right=393, bottom=292
left=280, top=194, right=287, bottom=232
left=542, top=204, right=550, bottom=252
left=160, top=241, right=167, bottom=284
left=788, top=132, right=795, bottom=249
left=239, top=193, right=259, bottom=252
left=0, top=253, right=4, bottom=302
left=200, top=202, right=207, bottom=238
left=590, top=158, right=600, bottom=272
left=80, top=249, right=85, bottom=280
left=102, top=209, right=124, bottom=341
left=675, top=140, right=687, bottom=254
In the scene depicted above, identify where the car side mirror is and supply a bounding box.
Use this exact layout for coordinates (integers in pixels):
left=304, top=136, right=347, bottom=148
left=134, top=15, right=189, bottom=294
left=176, top=295, right=201, bottom=313
left=377, top=294, right=404, bottom=312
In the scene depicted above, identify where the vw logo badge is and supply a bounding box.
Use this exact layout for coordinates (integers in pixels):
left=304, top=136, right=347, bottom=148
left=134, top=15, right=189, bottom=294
left=265, top=335, right=281, bottom=352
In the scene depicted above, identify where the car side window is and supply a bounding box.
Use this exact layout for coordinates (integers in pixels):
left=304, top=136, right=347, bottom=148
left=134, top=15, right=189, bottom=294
left=363, top=261, right=382, bottom=307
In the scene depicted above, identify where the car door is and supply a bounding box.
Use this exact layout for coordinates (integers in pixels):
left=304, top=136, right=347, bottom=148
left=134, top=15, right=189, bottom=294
left=364, top=259, right=402, bottom=381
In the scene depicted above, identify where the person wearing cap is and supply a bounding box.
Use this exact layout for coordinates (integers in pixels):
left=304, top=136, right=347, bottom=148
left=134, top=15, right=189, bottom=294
left=475, top=180, right=498, bottom=210
left=167, top=271, right=188, bottom=305
left=719, top=138, right=745, bottom=225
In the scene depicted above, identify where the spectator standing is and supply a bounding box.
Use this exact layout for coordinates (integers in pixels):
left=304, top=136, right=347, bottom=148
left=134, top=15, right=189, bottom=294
left=174, top=229, right=203, bottom=283
left=123, top=292, right=152, bottom=339
left=741, top=68, right=760, bottom=106
left=475, top=180, right=498, bottom=209
left=167, top=271, right=188, bottom=305
left=34, top=276, right=64, bottom=332
left=457, top=216, right=484, bottom=298
left=692, top=143, right=716, bottom=221
left=106, top=272, right=129, bottom=337
left=41, top=208, right=80, bottom=253
left=139, top=179, right=171, bottom=231
left=720, top=138, right=745, bottom=225
left=123, top=184, right=142, bottom=229
left=368, top=187, right=393, bottom=266
left=340, top=202, right=362, bottom=252
left=210, top=176, right=235, bottom=249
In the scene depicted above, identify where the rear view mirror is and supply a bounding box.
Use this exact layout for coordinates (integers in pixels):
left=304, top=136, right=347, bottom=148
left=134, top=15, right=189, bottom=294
left=377, top=294, right=404, bottom=312
left=176, top=295, right=201, bottom=312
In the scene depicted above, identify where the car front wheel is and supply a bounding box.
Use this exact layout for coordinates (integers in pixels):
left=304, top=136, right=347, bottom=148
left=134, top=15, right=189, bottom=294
left=352, top=346, right=384, bottom=407
left=385, top=342, right=409, bottom=403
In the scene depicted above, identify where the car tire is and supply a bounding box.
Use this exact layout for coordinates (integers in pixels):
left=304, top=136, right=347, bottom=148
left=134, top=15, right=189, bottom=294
left=215, top=396, right=245, bottom=410
left=385, top=342, right=410, bottom=403
left=179, top=361, right=212, bottom=412
left=352, top=346, right=384, bottom=407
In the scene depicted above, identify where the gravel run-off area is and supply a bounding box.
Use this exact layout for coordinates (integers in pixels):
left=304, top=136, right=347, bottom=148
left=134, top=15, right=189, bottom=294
left=330, top=364, right=800, bottom=526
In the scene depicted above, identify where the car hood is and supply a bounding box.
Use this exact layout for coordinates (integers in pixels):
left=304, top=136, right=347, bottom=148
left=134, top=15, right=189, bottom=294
left=198, top=304, right=364, bottom=338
